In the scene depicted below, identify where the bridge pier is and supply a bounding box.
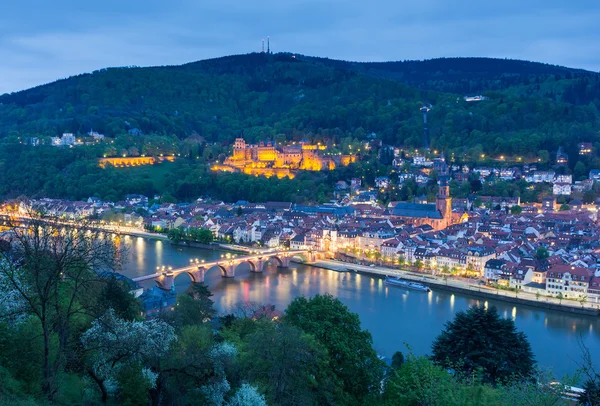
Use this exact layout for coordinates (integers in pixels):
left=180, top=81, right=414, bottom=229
left=252, top=259, right=265, bottom=272
left=189, top=267, right=206, bottom=284
left=222, top=263, right=235, bottom=278
left=157, top=272, right=175, bottom=291
left=279, top=256, right=291, bottom=268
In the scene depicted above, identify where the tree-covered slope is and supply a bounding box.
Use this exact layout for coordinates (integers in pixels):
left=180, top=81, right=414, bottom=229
left=1, top=53, right=599, bottom=157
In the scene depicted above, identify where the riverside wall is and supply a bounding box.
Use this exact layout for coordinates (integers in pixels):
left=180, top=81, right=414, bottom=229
left=300, top=260, right=600, bottom=317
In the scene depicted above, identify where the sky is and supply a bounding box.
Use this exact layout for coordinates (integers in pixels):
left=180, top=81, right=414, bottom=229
left=1, top=0, right=600, bottom=94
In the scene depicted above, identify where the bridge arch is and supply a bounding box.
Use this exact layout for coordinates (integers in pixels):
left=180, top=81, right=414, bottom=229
left=204, top=264, right=228, bottom=278
left=290, top=253, right=308, bottom=262
left=172, top=272, right=194, bottom=290
left=261, top=256, right=284, bottom=271
left=234, top=260, right=257, bottom=274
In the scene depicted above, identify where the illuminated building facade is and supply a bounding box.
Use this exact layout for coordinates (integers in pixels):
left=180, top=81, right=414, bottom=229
left=214, top=138, right=356, bottom=179
left=391, top=177, right=457, bottom=231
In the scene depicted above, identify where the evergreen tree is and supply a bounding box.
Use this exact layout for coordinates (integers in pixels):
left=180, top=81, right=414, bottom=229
left=431, top=305, right=535, bottom=384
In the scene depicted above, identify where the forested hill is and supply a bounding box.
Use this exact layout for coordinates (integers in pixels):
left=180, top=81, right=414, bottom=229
left=1, top=52, right=600, bottom=157
left=324, top=57, right=600, bottom=99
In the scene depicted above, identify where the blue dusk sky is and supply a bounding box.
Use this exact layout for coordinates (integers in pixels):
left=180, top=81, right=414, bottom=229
left=1, top=0, right=599, bottom=94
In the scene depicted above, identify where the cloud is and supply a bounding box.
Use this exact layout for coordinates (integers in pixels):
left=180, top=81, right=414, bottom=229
left=1, top=0, right=599, bottom=93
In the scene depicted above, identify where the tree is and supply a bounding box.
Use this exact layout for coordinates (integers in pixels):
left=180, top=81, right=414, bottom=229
left=501, top=369, right=577, bottom=406
left=510, top=205, right=522, bottom=215
left=536, top=247, right=550, bottom=261
left=227, top=383, right=267, bottom=406
left=167, top=227, right=185, bottom=243
left=170, top=282, right=217, bottom=328
left=574, top=161, right=587, bottom=180
left=579, top=341, right=600, bottom=406
left=431, top=305, right=536, bottom=384
left=81, top=309, right=176, bottom=403
left=285, top=294, right=385, bottom=403
left=96, top=275, right=142, bottom=321
left=537, top=150, right=550, bottom=163
left=0, top=215, right=120, bottom=400
left=153, top=325, right=233, bottom=405
left=557, top=292, right=564, bottom=304
left=579, top=295, right=588, bottom=308
left=415, top=259, right=424, bottom=270
left=241, top=322, right=341, bottom=405
left=559, top=204, right=571, bottom=211
left=391, top=351, right=405, bottom=370
left=382, top=352, right=502, bottom=406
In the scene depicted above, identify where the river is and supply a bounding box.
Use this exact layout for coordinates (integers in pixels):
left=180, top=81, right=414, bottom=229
left=118, top=236, right=600, bottom=378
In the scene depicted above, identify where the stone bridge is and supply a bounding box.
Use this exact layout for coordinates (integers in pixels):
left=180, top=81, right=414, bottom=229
left=132, top=250, right=317, bottom=290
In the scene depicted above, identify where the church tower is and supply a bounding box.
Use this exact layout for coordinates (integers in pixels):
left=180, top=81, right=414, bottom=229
left=436, top=176, right=452, bottom=227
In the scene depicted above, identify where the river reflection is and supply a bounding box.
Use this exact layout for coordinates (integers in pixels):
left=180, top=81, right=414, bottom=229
left=118, top=236, right=600, bottom=378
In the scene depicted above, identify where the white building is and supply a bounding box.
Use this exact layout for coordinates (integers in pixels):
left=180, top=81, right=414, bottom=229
left=554, top=174, right=572, bottom=184
left=412, top=156, right=433, bottom=167
left=532, top=171, right=556, bottom=183
left=52, top=133, right=76, bottom=147
left=546, top=265, right=592, bottom=299
left=553, top=183, right=572, bottom=196
left=61, top=133, right=76, bottom=145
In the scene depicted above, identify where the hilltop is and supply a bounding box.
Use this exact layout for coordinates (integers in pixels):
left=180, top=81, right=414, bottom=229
left=1, top=52, right=599, bottom=158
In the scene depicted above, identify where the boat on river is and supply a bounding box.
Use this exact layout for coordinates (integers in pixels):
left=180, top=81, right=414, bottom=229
left=385, top=276, right=431, bottom=292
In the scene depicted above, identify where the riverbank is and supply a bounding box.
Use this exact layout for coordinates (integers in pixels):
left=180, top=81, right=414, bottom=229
left=301, top=259, right=600, bottom=317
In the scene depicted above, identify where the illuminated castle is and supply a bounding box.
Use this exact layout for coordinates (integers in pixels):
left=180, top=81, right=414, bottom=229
left=212, top=138, right=356, bottom=179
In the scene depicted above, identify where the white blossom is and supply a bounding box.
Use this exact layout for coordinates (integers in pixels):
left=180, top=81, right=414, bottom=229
left=210, top=342, right=238, bottom=362
left=141, top=367, right=158, bottom=389
left=0, top=260, right=28, bottom=324
left=201, top=377, right=230, bottom=406
left=81, top=309, right=176, bottom=382
left=209, top=341, right=238, bottom=374
left=227, top=383, right=267, bottom=406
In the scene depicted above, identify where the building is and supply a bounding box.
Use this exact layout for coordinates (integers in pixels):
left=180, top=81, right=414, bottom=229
left=556, top=147, right=568, bottom=166
left=51, top=133, right=76, bottom=147
left=463, top=95, right=488, bottom=102
left=213, top=138, right=356, bottom=179
left=578, top=142, right=593, bottom=156
left=466, top=248, right=497, bottom=275
left=542, top=197, right=556, bottom=211
left=546, top=264, right=592, bottom=299
left=89, top=130, right=105, bottom=141
left=553, top=183, right=572, bottom=196
left=484, top=259, right=508, bottom=283
left=532, top=171, right=555, bottom=183
left=61, top=133, right=76, bottom=146
left=139, top=287, right=177, bottom=317
left=436, top=249, right=466, bottom=272
left=391, top=176, right=455, bottom=231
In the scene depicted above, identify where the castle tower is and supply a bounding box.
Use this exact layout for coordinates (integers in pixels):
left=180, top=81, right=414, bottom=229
left=436, top=176, right=452, bottom=227
left=233, top=138, right=247, bottom=160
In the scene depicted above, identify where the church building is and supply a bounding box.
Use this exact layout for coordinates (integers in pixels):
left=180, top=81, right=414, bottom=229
left=391, top=177, right=455, bottom=231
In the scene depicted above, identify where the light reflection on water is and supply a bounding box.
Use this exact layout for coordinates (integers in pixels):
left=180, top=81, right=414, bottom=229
left=119, top=237, right=600, bottom=378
